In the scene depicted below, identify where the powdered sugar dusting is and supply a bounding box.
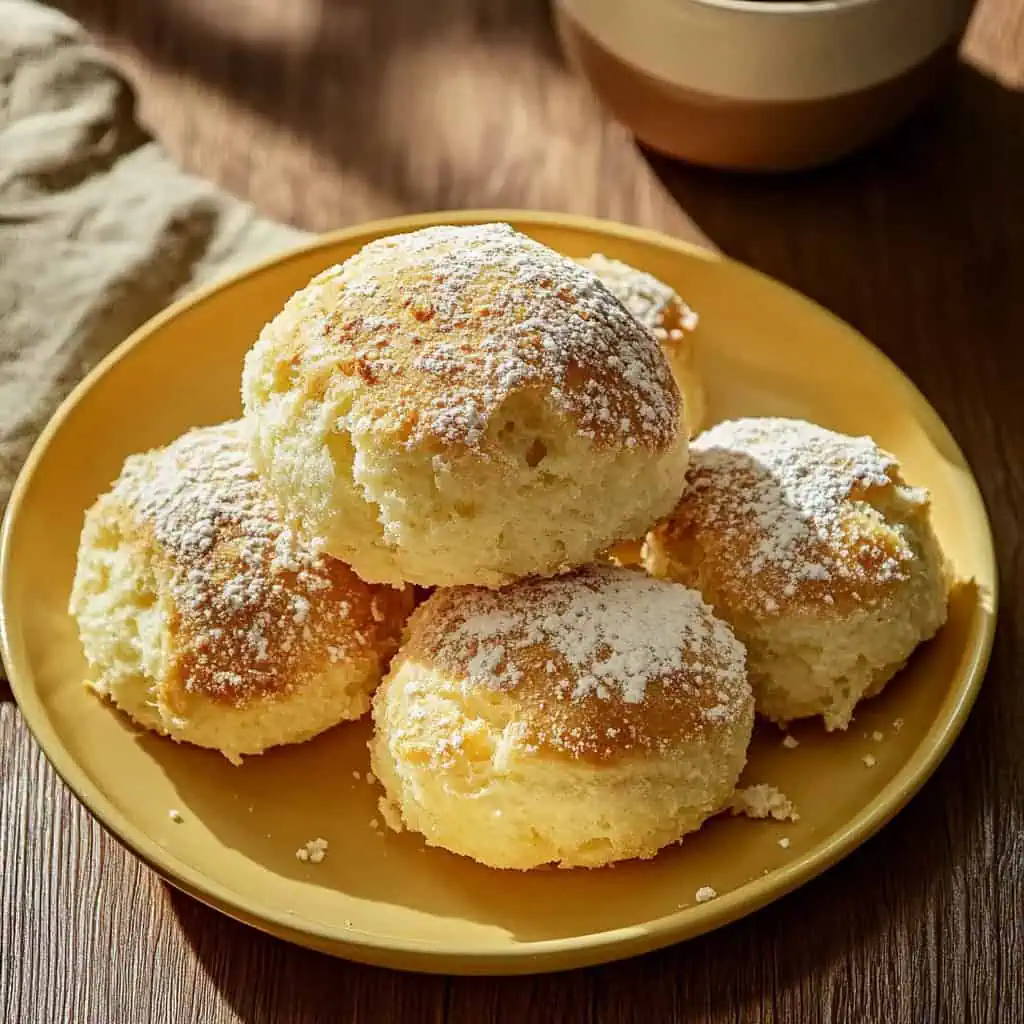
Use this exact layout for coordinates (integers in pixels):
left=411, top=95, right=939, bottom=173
left=111, top=422, right=406, bottom=703
left=578, top=253, right=698, bottom=342
left=683, top=418, right=922, bottom=611
left=419, top=567, right=748, bottom=751
left=290, top=224, right=680, bottom=450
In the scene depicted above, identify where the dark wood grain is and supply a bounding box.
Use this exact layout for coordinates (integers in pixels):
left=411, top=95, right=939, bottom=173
left=4, top=1, right=1023, bottom=1021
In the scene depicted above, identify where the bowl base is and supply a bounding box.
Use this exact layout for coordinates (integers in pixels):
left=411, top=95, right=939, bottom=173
left=556, top=7, right=957, bottom=173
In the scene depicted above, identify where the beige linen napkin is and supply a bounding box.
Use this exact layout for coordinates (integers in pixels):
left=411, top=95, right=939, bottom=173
left=0, top=0, right=308, bottom=513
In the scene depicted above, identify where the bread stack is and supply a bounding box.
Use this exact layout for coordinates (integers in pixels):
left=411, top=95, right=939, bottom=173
left=70, top=222, right=949, bottom=870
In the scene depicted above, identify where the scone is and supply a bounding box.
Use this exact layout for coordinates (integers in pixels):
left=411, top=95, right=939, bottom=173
left=242, top=223, right=689, bottom=588
left=69, top=422, right=414, bottom=764
left=577, top=253, right=704, bottom=437
left=370, top=565, right=753, bottom=869
left=644, top=417, right=950, bottom=730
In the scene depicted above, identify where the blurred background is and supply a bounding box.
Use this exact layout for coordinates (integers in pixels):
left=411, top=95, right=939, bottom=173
left=41, top=0, right=1022, bottom=439
left=45, top=1, right=1022, bottom=239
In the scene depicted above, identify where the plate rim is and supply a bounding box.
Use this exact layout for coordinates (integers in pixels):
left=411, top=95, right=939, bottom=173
left=0, top=209, right=999, bottom=973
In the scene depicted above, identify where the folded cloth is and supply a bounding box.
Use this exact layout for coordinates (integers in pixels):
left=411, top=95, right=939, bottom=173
left=0, top=0, right=308, bottom=514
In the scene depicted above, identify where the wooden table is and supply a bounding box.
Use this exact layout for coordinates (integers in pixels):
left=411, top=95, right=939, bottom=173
left=4, top=1, right=1022, bottom=1020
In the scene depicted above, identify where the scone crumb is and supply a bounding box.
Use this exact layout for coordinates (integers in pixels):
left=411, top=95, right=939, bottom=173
left=351, top=770, right=362, bottom=781
left=695, top=886, right=718, bottom=904
left=296, top=837, right=329, bottom=863
left=893, top=717, right=905, bottom=732
left=168, top=809, right=183, bottom=823
left=862, top=754, right=877, bottom=768
left=782, top=734, right=800, bottom=749
left=731, top=784, right=799, bottom=823
left=872, top=730, right=884, bottom=742
left=365, top=771, right=376, bottom=785
left=778, top=837, right=791, bottom=849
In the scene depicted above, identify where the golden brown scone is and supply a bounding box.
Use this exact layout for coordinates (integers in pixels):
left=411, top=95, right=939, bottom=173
left=242, top=223, right=689, bottom=588
left=69, top=422, right=414, bottom=764
left=577, top=253, right=704, bottom=437
left=644, top=417, right=950, bottom=730
left=370, top=565, right=753, bottom=869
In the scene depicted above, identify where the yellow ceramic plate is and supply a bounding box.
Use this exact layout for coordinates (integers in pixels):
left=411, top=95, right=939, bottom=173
left=0, top=212, right=996, bottom=975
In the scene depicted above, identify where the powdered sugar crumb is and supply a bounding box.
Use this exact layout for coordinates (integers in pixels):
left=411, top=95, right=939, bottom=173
left=731, top=784, right=800, bottom=822
left=695, top=886, right=718, bottom=903
left=295, top=837, right=328, bottom=863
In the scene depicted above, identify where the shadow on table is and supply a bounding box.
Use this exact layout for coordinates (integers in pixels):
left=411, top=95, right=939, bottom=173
left=52, top=0, right=568, bottom=218
left=166, top=715, right=997, bottom=1020
left=166, top=884, right=449, bottom=1024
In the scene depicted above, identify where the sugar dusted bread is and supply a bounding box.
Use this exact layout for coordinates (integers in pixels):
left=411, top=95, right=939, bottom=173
left=69, top=422, right=414, bottom=763
left=370, top=565, right=753, bottom=869
left=644, top=417, right=950, bottom=730
left=242, top=223, right=689, bottom=588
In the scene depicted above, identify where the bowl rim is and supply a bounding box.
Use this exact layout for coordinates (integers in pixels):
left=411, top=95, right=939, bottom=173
left=0, top=209, right=998, bottom=972
left=569, top=0, right=922, bottom=21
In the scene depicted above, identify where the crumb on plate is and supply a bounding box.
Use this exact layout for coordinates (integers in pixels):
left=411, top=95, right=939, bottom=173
left=295, top=837, right=329, bottom=863
left=731, top=784, right=800, bottom=823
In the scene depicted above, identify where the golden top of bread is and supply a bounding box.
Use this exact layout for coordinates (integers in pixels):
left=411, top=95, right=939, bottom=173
left=98, top=422, right=412, bottom=708
left=647, top=417, right=929, bottom=618
left=395, top=565, right=748, bottom=764
left=258, top=223, right=681, bottom=454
